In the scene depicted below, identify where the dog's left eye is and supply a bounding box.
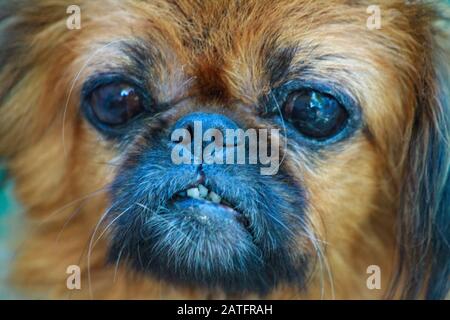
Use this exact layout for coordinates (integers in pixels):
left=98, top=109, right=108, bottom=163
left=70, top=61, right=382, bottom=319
left=282, top=90, right=349, bottom=139
left=89, top=83, right=145, bottom=126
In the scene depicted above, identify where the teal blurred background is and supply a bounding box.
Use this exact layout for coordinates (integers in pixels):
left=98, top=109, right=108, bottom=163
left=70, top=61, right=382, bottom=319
left=0, top=167, right=20, bottom=299
left=0, top=168, right=17, bottom=219
left=0, top=167, right=19, bottom=229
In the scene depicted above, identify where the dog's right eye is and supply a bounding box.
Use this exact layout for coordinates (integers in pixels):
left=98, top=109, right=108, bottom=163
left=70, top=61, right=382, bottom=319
left=88, top=83, right=146, bottom=126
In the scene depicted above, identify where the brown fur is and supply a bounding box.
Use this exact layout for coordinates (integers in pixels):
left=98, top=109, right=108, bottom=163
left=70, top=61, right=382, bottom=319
left=0, top=0, right=449, bottom=299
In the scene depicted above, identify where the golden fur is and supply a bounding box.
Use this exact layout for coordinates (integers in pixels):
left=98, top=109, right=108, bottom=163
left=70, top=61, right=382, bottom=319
left=0, top=0, right=449, bottom=299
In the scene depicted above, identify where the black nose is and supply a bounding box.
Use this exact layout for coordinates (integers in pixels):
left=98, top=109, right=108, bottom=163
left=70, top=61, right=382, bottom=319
left=172, top=112, right=241, bottom=147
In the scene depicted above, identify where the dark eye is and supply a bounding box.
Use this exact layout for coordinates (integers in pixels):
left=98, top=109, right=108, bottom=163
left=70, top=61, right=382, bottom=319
left=282, top=90, right=349, bottom=139
left=89, top=83, right=145, bottom=126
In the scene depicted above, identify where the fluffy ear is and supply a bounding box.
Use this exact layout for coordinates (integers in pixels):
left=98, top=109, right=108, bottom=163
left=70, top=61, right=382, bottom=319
left=0, top=2, right=68, bottom=157
left=394, top=8, right=450, bottom=300
left=0, top=2, right=32, bottom=157
left=0, top=2, right=27, bottom=157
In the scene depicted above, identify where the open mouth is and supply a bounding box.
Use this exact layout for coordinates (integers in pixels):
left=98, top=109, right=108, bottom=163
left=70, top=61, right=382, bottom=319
left=108, top=164, right=307, bottom=294
left=172, top=183, right=251, bottom=228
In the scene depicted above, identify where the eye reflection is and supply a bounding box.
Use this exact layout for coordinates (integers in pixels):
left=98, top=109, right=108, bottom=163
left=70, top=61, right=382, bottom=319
left=282, top=90, right=349, bottom=140
left=89, top=83, right=144, bottom=126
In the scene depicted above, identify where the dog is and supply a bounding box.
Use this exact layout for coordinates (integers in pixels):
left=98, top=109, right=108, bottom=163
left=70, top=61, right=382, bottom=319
left=0, top=0, right=449, bottom=299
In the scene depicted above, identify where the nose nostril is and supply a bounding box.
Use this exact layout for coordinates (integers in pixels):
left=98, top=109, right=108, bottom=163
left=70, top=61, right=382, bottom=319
left=171, top=112, right=242, bottom=153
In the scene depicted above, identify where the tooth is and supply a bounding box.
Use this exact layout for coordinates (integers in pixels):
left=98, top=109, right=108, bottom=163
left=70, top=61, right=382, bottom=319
left=198, top=184, right=208, bottom=198
left=186, top=187, right=201, bottom=199
left=208, top=191, right=222, bottom=204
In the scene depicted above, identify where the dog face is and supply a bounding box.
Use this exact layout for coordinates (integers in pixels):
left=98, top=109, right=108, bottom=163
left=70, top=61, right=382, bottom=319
left=0, top=0, right=449, bottom=299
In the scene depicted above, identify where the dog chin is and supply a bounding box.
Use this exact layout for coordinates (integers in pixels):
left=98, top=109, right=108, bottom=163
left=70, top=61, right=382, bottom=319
left=105, top=142, right=310, bottom=294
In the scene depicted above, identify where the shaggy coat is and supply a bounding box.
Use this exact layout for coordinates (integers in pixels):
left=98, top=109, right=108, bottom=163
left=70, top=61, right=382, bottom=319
left=0, top=0, right=449, bottom=299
